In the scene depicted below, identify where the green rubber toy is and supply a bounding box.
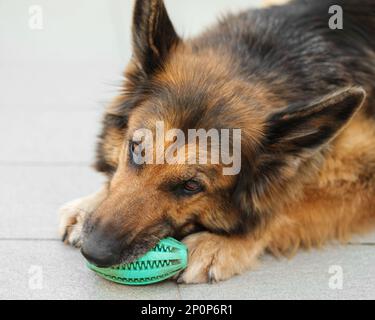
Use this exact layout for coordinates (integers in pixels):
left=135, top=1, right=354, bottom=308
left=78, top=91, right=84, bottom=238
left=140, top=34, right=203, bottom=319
left=86, top=237, right=188, bottom=286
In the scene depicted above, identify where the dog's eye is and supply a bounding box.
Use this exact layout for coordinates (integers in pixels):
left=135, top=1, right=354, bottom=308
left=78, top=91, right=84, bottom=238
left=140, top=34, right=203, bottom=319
left=130, top=141, right=136, bottom=153
left=129, top=141, right=138, bottom=156
left=129, top=141, right=143, bottom=165
left=183, top=180, right=203, bottom=195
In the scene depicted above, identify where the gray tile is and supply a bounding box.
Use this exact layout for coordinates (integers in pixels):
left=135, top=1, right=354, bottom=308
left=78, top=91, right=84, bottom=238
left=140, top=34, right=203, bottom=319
left=0, top=204, right=61, bottom=239
left=0, top=165, right=104, bottom=206
left=0, top=1, right=128, bottom=63
left=178, top=245, right=375, bottom=300
left=349, top=232, right=375, bottom=244
left=0, top=0, right=129, bottom=110
left=0, top=165, right=104, bottom=239
left=0, top=110, right=102, bottom=163
left=0, top=0, right=261, bottom=111
left=165, top=0, right=262, bottom=37
left=0, top=63, right=124, bottom=111
left=0, top=240, right=180, bottom=300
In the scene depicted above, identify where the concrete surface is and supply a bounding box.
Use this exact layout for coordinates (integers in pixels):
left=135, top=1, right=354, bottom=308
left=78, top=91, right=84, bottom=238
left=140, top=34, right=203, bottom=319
left=0, top=0, right=374, bottom=300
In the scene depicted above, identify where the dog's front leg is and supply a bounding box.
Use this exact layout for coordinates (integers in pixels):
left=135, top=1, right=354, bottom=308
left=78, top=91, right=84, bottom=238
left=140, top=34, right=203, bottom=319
left=58, top=186, right=108, bottom=247
left=178, top=231, right=266, bottom=284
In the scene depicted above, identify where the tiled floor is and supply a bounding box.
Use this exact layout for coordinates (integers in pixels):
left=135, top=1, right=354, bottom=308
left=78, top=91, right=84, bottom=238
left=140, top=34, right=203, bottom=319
left=1, top=0, right=374, bottom=300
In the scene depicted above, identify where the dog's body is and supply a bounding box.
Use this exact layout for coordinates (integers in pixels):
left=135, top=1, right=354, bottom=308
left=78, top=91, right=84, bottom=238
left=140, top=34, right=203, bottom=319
left=59, top=0, right=375, bottom=283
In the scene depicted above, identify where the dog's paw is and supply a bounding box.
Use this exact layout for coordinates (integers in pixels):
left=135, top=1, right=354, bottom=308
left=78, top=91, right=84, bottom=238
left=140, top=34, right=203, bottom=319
left=58, top=199, right=88, bottom=248
left=177, top=232, right=260, bottom=284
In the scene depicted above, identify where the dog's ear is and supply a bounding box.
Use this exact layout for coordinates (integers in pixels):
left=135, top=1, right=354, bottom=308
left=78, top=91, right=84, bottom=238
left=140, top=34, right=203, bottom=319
left=232, top=87, right=366, bottom=231
left=132, top=0, right=180, bottom=76
left=265, top=87, right=366, bottom=156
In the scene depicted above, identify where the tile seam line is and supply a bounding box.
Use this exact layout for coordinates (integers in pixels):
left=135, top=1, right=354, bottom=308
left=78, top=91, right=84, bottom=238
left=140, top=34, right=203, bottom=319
left=0, top=238, right=61, bottom=241
left=0, top=239, right=374, bottom=246
left=0, top=161, right=91, bottom=167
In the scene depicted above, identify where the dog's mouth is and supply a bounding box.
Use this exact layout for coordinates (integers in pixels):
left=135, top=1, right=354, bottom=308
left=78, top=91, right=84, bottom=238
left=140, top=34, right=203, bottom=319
left=81, top=216, right=208, bottom=268
left=81, top=236, right=160, bottom=268
left=81, top=222, right=174, bottom=268
left=116, top=237, right=161, bottom=266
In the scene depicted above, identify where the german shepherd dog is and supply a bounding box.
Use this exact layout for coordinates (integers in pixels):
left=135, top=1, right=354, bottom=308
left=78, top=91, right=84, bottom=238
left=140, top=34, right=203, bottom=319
left=59, top=0, right=375, bottom=283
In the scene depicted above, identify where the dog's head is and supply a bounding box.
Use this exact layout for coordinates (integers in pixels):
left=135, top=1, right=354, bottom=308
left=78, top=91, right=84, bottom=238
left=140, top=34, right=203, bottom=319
left=81, top=0, right=366, bottom=267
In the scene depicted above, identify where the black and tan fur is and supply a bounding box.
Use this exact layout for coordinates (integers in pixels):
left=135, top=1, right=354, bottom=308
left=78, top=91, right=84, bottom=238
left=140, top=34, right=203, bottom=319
left=59, top=0, right=375, bottom=283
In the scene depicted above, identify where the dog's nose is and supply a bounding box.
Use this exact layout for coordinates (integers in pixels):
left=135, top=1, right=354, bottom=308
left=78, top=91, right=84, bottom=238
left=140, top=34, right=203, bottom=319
left=81, top=229, right=123, bottom=268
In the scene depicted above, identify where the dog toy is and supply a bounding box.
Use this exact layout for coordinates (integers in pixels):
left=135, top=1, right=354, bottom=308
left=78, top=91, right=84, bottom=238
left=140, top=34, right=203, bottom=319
left=86, top=237, right=188, bottom=286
